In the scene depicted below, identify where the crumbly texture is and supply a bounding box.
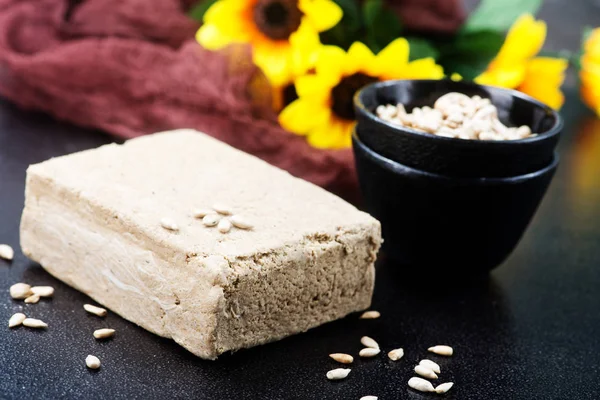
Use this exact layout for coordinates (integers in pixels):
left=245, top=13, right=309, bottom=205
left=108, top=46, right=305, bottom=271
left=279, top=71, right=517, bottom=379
left=20, top=130, right=381, bottom=359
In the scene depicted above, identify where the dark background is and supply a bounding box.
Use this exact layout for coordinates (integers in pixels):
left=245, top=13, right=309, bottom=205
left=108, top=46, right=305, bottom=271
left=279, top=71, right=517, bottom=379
left=2, top=1, right=600, bottom=399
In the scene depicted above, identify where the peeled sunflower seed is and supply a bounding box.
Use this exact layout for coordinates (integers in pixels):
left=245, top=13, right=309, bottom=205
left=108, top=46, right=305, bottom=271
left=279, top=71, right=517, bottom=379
left=24, top=294, right=41, bottom=304
left=326, top=368, right=351, bottom=380
left=428, top=345, right=453, bottom=356
left=419, top=359, right=441, bottom=374
left=329, top=353, right=353, bottom=364
left=435, top=382, right=454, bottom=394
left=359, top=310, right=380, bottom=319
left=160, top=218, right=179, bottom=231
left=22, top=318, right=47, bottom=329
left=360, top=336, right=379, bottom=349
left=217, top=218, right=232, bottom=233
left=202, top=214, right=220, bottom=227
left=31, top=286, right=54, bottom=297
left=212, top=203, right=233, bottom=215
left=10, top=283, right=32, bottom=299
left=408, top=377, right=435, bottom=393
left=93, top=328, right=115, bottom=340
left=414, top=365, right=438, bottom=379
left=0, top=244, right=14, bottom=261
left=9, top=313, right=26, bottom=328
left=359, top=348, right=381, bottom=358
left=360, top=397, right=378, bottom=400
left=86, top=355, right=101, bottom=369
left=84, top=304, right=107, bottom=317
left=229, top=215, right=253, bottom=230
left=192, top=208, right=214, bottom=218
left=387, top=348, right=404, bottom=361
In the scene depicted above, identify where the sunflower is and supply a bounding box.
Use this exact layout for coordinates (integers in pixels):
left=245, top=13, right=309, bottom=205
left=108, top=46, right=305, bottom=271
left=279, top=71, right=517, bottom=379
left=196, top=0, right=342, bottom=87
left=279, top=39, right=445, bottom=149
left=580, top=28, right=600, bottom=116
left=475, top=14, right=568, bottom=110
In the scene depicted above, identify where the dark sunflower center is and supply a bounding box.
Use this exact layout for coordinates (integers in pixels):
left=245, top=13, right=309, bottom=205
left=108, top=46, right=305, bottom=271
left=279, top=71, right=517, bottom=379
left=331, top=73, right=378, bottom=120
left=254, top=0, right=303, bottom=41
left=282, top=83, right=298, bottom=107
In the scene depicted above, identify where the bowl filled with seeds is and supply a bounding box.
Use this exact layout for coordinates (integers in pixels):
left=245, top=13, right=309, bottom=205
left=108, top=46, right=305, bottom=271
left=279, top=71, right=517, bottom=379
left=354, top=79, right=562, bottom=178
left=352, top=80, right=562, bottom=275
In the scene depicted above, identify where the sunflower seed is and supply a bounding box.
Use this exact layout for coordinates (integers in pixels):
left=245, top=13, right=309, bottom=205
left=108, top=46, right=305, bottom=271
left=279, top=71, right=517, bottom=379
left=217, top=218, right=232, bottom=233
left=326, top=368, right=351, bottom=380
left=202, top=214, right=220, bottom=227
left=428, top=345, right=453, bottom=356
left=230, top=215, right=253, bottom=230
left=359, top=310, right=380, bottom=320
left=31, top=286, right=54, bottom=297
left=22, top=318, right=47, bottom=329
left=10, top=283, right=32, bottom=299
left=435, top=382, right=454, bottom=394
left=0, top=244, right=14, bottom=261
left=419, top=359, right=441, bottom=374
left=86, top=355, right=101, bottom=369
left=160, top=218, right=179, bottom=231
left=360, top=336, right=379, bottom=349
left=212, top=203, right=233, bottom=215
left=192, top=208, right=214, bottom=218
left=93, top=328, right=115, bottom=339
left=387, top=348, right=404, bottom=361
left=359, top=348, right=381, bottom=358
left=9, top=313, right=26, bottom=328
left=415, top=365, right=438, bottom=379
left=24, top=294, right=41, bottom=304
left=408, top=377, right=435, bottom=393
left=329, top=353, right=353, bottom=364
left=360, top=397, right=378, bottom=400
left=84, top=304, right=107, bottom=317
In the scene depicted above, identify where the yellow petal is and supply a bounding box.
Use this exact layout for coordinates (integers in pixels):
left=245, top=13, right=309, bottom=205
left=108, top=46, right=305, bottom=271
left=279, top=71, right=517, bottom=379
left=475, top=64, right=526, bottom=89
left=450, top=73, right=463, bottom=81
left=299, top=0, right=343, bottom=32
left=373, top=38, right=409, bottom=78
left=203, top=0, right=248, bottom=23
left=401, top=58, right=445, bottom=79
left=345, top=42, right=376, bottom=75
left=289, top=21, right=321, bottom=76
left=279, top=99, right=330, bottom=134
left=295, top=74, right=336, bottom=99
left=494, top=14, right=546, bottom=65
left=583, top=28, right=600, bottom=65
left=518, top=57, right=567, bottom=109
left=196, top=24, right=236, bottom=50
left=307, top=117, right=345, bottom=149
left=316, top=45, right=347, bottom=82
left=254, top=43, right=294, bottom=87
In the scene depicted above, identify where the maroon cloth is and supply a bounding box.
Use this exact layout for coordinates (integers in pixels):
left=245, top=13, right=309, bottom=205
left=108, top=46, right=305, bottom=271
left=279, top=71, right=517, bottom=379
left=0, top=0, right=464, bottom=201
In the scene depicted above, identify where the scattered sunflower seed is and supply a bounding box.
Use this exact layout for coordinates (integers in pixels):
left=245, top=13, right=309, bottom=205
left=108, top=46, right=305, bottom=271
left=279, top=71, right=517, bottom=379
left=10, top=283, right=32, bottom=299
left=326, top=368, right=351, bottom=380
left=9, top=313, right=26, bottom=328
left=230, top=215, right=253, bottom=230
left=93, top=328, right=115, bottom=339
left=84, top=304, right=107, bottom=317
left=22, top=318, right=47, bottom=329
left=24, top=294, right=41, bottom=304
left=217, top=218, right=232, bottom=233
left=329, top=353, right=353, bottom=364
left=408, top=377, right=435, bottom=393
left=212, top=203, right=233, bottom=215
left=435, top=382, right=454, bottom=394
left=419, top=359, right=441, bottom=374
left=387, top=348, right=404, bottom=361
left=359, top=310, right=380, bottom=319
left=0, top=244, right=14, bottom=261
left=160, top=218, right=179, bottom=231
left=202, top=214, right=220, bottom=227
left=360, top=336, right=379, bottom=349
left=360, top=397, right=377, bottom=400
left=428, top=345, right=453, bottom=356
left=359, top=348, right=381, bottom=358
left=31, top=286, right=54, bottom=297
left=86, top=355, right=101, bottom=369
left=192, top=208, right=214, bottom=218
left=414, top=365, right=438, bottom=379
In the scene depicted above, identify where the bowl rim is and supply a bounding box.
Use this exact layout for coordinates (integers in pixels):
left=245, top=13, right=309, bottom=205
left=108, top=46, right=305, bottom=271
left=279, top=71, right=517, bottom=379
left=354, top=79, right=563, bottom=145
left=352, top=129, right=559, bottom=184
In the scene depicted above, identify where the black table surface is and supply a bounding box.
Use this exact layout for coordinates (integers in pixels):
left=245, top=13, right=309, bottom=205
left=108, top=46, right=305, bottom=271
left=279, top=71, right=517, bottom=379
left=2, top=4, right=600, bottom=399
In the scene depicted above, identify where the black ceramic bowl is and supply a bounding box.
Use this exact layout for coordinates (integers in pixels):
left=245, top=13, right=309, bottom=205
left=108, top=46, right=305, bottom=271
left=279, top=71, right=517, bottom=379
left=352, top=130, right=558, bottom=275
left=354, top=79, right=562, bottom=178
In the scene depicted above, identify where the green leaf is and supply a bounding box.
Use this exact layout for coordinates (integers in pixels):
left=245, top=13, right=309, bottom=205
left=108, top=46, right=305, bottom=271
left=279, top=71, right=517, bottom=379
left=320, top=0, right=362, bottom=49
left=188, top=0, right=219, bottom=22
left=362, top=0, right=402, bottom=53
left=406, top=38, right=439, bottom=61
left=462, top=0, right=542, bottom=33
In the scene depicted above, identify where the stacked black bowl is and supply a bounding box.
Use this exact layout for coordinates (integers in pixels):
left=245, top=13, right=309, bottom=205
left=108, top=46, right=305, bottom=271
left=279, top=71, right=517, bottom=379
left=353, top=79, right=562, bottom=276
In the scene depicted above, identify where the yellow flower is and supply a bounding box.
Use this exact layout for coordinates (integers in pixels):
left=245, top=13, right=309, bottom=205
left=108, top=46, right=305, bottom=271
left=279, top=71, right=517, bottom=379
left=196, top=0, right=342, bottom=87
left=279, top=39, right=445, bottom=149
left=580, top=28, right=600, bottom=116
left=475, top=14, right=568, bottom=109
